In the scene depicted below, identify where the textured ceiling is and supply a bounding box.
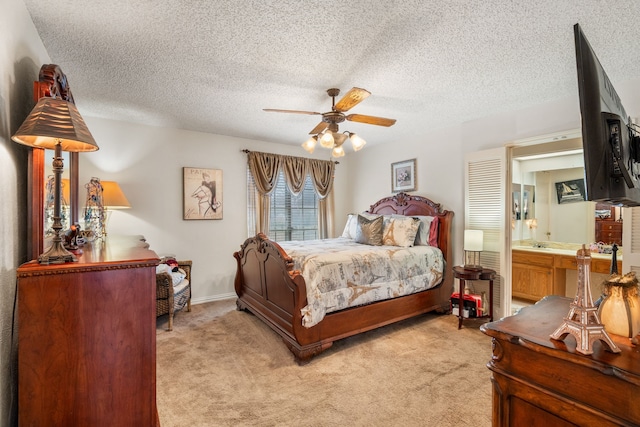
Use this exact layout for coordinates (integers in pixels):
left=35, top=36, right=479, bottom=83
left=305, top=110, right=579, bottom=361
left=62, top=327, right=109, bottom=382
left=22, top=0, right=640, bottom=152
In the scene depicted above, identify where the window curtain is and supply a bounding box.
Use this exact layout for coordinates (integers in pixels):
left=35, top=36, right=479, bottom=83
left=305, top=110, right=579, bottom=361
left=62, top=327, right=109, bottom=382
left=246, top=151, right=335, bottom=238
left=247, top=152, right=281, bottom=235
left=308, top=159, right=335, bottom=238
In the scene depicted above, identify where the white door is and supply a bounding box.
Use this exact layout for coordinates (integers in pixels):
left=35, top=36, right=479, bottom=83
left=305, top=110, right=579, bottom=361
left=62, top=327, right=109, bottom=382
left=465, top=147, right=511, bottom=319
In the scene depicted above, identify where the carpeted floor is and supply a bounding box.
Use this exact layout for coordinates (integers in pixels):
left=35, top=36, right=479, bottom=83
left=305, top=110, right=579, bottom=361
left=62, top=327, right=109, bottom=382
left=156, top=299, right=493, bottom=427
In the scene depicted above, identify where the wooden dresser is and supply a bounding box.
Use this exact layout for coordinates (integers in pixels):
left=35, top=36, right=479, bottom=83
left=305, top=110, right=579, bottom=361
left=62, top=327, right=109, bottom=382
left=595, top=219, right=622, bottom=245
left=18, top=236, right=161, bottom=426
left=481, top=295, right=639, bottom=426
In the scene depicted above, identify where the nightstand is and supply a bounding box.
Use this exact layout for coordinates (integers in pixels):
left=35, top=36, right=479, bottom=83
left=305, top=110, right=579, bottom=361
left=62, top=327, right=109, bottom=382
left=452, top=265, right=495, bottom=329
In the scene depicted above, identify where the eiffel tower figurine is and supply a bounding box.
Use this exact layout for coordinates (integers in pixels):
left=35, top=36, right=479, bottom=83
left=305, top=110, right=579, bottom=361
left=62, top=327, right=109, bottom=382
left=550, top=244, right=621, bottom=355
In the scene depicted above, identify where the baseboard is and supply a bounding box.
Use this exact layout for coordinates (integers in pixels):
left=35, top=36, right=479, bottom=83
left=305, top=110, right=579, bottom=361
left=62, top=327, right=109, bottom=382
left=191, top=292, right=236, bottom=306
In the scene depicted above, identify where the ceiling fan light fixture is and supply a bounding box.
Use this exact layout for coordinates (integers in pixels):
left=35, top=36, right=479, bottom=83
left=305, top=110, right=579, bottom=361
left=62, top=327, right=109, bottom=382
left=332, top=145, right=345, bottom=158
left=319, top=130, right=334, bottom=148
left=302, top=135, right=318, bottom=153
left=349, top=132, right=366, bottom=151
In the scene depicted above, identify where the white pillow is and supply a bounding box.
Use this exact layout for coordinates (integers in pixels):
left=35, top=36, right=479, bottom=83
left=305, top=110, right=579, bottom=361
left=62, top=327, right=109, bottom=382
left=171, top=268, right=187, bottom=286
left=156, top=264, right=172, bottom=274
left=341, top=214, right=359, bottom=239
left=413, top=216, right=435, bottom=246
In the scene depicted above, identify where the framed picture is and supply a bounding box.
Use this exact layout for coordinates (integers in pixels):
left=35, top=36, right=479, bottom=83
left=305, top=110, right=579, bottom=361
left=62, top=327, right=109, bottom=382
left=555, top=179, right=586, bottom=204
left=183, top=167, right=223, bottom=220
left=391, top=159, right=416, bottom=192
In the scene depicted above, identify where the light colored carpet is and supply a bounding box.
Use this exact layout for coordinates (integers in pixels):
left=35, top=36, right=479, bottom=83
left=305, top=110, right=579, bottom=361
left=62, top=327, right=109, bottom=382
left=156, top=299, right=493, bottom=427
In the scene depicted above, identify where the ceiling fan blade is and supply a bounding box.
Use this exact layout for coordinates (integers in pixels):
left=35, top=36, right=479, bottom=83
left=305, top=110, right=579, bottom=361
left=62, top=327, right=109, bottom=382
left=309, top=121, right=329, bottom=134
left=334, top=87, right=371, bottom=112
left=346, top=114, right=397, bottom=127
left=263, top=109, right=322, bottom=115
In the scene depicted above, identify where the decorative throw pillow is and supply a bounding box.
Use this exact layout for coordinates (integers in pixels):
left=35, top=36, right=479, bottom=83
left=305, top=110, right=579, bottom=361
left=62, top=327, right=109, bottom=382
left=413, top=216, right=434, bottom=246
left=413, top=215, right=439, bottom=246
left=382, top=216, right=421, bottom=247
left=428, top=216, right=439, bottom=246
left=341, top=214, right=359, bottom=239
left=354, top=214, right=383, bottom=246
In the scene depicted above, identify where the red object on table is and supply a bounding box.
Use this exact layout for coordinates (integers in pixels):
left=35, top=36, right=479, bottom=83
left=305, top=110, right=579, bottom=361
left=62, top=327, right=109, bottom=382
left=452, top=265, right=496, bottom=329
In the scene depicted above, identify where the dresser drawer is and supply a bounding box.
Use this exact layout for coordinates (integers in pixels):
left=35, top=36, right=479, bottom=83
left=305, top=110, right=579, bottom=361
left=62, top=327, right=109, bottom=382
left=512, top=250, right=554, bottom=267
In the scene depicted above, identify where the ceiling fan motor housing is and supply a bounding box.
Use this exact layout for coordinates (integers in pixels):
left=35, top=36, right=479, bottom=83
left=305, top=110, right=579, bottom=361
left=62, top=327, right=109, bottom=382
left=322, top=111, right=345, bottom=124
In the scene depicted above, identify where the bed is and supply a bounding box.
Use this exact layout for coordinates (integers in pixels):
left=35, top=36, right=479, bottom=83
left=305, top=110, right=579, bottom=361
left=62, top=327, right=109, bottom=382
left=234, top=192, right=454, bottom=363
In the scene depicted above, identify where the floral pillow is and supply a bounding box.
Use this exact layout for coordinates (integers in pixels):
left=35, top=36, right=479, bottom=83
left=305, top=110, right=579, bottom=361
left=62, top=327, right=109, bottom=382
left=382, top=216, right=421, bottom=247
left=354, top=214, right=383, bottom=246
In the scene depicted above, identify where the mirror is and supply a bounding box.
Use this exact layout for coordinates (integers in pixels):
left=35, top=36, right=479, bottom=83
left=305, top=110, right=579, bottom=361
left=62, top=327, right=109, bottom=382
left=29, top=149, right=78, bottom=259
left=511, top=137, right=593, bottom=246
left=43, top=149, right=71, bottom=237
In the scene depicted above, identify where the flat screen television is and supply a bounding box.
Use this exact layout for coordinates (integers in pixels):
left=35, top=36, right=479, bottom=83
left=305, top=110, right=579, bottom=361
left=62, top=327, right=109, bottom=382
left=575, top=23, right=640, bottom=206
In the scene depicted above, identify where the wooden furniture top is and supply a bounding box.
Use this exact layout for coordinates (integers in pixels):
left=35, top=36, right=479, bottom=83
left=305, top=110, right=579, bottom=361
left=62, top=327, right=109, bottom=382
left=18, top=235, right=158, bottom=276
left=452, top=266, right=496, bottom=281
left=481, top=295, right=640, bottom=387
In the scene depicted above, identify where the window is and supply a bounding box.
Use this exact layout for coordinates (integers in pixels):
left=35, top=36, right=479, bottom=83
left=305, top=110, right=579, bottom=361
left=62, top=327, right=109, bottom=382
left=269, top=172, right=318, bottom=241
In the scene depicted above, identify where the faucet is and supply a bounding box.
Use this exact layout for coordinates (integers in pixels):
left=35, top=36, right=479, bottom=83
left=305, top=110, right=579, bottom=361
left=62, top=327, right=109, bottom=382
left=532, top=242, right=547, bottom=248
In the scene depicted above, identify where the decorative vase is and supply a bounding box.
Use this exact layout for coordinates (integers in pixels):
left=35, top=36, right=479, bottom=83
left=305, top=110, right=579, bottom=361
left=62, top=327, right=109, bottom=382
left=598, top=272, right=640, bottom=342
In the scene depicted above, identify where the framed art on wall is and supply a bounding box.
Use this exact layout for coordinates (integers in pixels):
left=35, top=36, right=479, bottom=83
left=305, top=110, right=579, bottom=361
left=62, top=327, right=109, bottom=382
left=391, top=159, right=416, bottom=192
left=555, top=179, right=586, bottom=204
left=183, top=167, right=223, bottom=220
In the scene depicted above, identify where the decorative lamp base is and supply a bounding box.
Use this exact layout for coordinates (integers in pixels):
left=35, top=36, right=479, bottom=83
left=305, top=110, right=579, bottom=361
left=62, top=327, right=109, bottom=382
left=464, top=250, right=482, bottom=271
left=38, top=239, right=77, bottom=265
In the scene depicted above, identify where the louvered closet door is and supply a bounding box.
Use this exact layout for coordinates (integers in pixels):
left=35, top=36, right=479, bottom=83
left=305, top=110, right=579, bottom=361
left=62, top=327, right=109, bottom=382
left=622, top=207, right=640, bottom=274
left=465, top=147, right=511, bottom=319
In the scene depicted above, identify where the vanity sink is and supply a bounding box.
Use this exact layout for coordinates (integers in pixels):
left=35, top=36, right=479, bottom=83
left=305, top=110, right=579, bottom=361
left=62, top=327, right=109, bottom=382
left=512, top=245, right=619, bottom=259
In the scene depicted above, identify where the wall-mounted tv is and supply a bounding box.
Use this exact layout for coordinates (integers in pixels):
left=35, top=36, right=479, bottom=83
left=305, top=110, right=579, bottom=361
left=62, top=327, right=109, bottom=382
left=575, top=23, right=640, bottom=206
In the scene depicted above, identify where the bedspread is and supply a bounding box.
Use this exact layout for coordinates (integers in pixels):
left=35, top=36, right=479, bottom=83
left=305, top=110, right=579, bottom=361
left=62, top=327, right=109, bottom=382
left=278, top=237, right=444, bottom=327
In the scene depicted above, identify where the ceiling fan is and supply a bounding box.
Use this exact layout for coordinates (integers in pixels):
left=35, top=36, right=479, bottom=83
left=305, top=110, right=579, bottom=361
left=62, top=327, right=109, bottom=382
left=264, top=87, right=396, bottom=157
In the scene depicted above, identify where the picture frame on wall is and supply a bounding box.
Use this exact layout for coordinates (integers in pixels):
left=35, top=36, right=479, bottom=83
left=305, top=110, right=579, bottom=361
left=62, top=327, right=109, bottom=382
left=555, top=179, right=586, bottom=204
left=183, top=167, right=223, bottom=220
left=391, top=159, right=416, bottom=192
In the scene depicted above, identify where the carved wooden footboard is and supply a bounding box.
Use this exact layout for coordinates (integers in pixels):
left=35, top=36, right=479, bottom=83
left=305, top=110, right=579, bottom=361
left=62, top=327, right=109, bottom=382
left=234, top=192, right=454, bottom=363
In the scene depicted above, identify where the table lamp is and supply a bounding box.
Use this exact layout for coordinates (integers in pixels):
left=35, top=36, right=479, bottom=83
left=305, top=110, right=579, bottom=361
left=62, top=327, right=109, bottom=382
left=12, top=97, right=99, bottom=264
left=463, top=229, right=483, bottom=271
left=100, top=180, right=131, bottom=236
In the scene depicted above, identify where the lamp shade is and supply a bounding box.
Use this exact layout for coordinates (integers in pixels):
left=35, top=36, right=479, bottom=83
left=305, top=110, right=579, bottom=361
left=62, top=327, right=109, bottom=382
left=11, top=97, right=98, bottom=152
left=100, top=181, right=131, bottom=209
left=463, top=230, right=483, bottom=251
left=332, top=145, right=345, bottom=158
left=301, top=135, right=318, bottom=154
left=319, top=131, right=334, bottom=148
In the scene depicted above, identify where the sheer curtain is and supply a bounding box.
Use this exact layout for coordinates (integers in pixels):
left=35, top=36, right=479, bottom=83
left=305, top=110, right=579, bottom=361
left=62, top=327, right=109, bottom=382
left=246, top=151, right=335, bottom=238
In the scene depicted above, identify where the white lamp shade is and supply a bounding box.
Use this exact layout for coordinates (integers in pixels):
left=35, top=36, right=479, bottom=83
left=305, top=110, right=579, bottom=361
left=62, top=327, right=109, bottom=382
left=301, top=136, right=317, bottom=153
left=464, top=230, right=483, bottom=251
left=350, top=133, right=366, bottom=151
left=332, top=145, right=345, bottom=157
left=319, top=131, right=334, bottom=148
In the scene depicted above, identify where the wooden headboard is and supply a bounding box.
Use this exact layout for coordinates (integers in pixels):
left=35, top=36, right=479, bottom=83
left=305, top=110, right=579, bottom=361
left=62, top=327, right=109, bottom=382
left=366, top=192, right=454, bottom=270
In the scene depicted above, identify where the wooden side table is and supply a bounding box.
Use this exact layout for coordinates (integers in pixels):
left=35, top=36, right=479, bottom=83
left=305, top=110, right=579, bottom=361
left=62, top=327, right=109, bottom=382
left=452, top=265, right=495, bottom=329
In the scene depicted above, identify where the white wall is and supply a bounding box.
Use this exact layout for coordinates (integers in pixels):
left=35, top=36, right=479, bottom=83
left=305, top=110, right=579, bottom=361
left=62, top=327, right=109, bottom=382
left=79, top=117, right=351, bottom=303
left=347, top=96, right=588, bottom=266
left=1, top=1, right=52, bottom=425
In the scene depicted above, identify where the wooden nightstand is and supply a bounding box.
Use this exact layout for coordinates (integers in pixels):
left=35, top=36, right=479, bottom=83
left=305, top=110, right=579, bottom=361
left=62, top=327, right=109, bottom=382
left=452, top=265, right=495, bottom=329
